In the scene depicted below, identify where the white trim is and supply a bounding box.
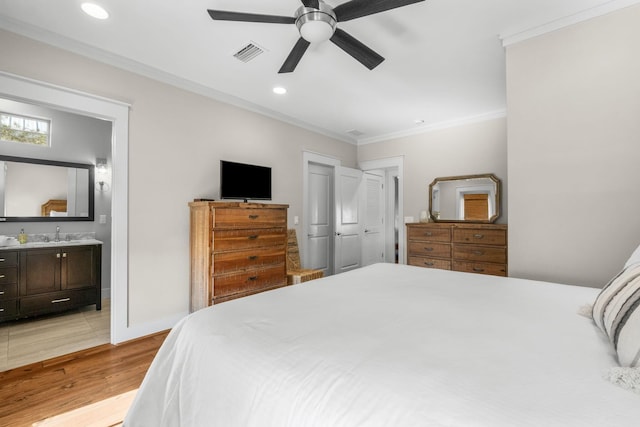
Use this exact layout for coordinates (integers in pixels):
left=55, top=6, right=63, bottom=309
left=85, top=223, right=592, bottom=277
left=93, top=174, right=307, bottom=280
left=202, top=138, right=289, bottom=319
left=357, top=110, right=506, bottom=145
left=500, top=0, right=640, bottom=46
left=0, top=16, right=354, bottom=145
left=0, top=71, right=131, bottom=345
left=358, top=156, right=405, bottom=264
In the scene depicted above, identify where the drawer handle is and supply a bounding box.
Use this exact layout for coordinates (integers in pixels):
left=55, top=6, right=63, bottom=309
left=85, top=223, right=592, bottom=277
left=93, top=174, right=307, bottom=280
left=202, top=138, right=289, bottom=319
left=473, top=267, right=485, bottom=272
left=473, top=250, right=484, bottom=255
left=248, top=255, right=258, bottom=260
left=0, top=291, right=4, bottom=295
left=473, top=234, right=484, bottom=239
left=424, top=247, right=434, bottom=252
left=248, top=276, right=258, bottom=281
left=51, top=298, right=71, bottom=304
left=248, top=215, right=259, bottom=219
left=0, top=308, right=4, bottom=312
left=0, top=258, right=4, bottom=262
left=424, top=262, right=434, bottom=266
left=248, top=235, right=258, bottom=240
left=424, top=232, right=432, bottom=237
left=0, top=275, right=4, bottom=279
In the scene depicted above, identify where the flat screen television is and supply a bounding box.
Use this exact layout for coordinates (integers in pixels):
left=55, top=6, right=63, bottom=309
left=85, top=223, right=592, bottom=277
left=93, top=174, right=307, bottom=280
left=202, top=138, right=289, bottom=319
left=220, top=160, right=272, bottom=201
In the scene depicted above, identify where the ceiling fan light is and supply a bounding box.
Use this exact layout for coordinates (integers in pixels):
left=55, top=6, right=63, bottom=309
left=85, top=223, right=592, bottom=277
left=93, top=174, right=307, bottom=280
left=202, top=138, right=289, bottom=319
left=295, top=3, right=337, bottom=44
left=300, top=21, right=334, bottom=43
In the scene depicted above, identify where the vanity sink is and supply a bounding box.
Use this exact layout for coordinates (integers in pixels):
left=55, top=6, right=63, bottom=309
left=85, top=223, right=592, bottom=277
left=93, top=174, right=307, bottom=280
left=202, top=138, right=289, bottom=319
left=0, top=239, right=103, bottom=249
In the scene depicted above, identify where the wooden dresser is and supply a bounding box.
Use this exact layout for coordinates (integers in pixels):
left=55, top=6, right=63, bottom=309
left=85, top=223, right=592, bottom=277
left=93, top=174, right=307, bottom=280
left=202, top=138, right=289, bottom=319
left=189, top=201, right=289, bottom=311
left=406, top=222, right=508, bottom=276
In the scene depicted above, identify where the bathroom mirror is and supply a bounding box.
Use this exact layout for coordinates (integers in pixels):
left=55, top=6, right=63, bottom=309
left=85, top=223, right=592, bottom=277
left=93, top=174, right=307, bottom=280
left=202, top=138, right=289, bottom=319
left=0, top=155, right=94, bottom=222
left=429, top=173, right=501, bottom=223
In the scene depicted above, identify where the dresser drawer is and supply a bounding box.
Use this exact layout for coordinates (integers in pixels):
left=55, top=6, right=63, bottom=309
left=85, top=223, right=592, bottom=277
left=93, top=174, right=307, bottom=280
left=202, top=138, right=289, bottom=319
left=20, top=288, right=97, bottom=316
left=0, top=299, right=18, bottom=319
left=0, top=267, right=18, bottom=285
left=407, top=227, right=451, bottom=242
left=213, top=208, right=287, bottom=229
left=213, top=247, right=286, bottom=275
left=452, top=228, right=506, bottom=246
left=408, top=257, right=451, bottom=270
left=408, top=241, right=450, bottom=258
left=213, top=228, right=286, bottom=252
left=0, top=283, right=18, bottom=299
left=453, top=261, right=507, bottom=277
left=452, top=245, right=507, bottom=264
left=0, top=252, right=18, bottom=267
left=213, top=265, right=286, bottom=298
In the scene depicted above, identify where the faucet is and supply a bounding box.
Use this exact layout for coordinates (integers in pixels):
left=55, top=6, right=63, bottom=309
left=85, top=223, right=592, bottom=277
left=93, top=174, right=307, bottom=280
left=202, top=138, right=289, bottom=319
left=55, top=226, right=60, bottom=242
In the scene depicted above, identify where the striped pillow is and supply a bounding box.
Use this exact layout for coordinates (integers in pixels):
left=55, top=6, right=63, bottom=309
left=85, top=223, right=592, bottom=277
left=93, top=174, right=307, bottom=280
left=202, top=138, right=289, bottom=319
left=592, top=264, right=640, bottom=367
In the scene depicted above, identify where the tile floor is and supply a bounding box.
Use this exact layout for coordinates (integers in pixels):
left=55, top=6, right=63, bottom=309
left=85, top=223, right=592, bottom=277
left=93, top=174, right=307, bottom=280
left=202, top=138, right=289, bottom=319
left=0, top=299, right=110, bottom=371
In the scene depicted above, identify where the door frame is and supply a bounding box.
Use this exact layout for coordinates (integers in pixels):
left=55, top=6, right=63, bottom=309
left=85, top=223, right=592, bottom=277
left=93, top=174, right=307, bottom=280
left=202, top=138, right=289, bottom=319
left=358, top=156, right=405, bottom=264
left=0, top=71, right=132, bottom=343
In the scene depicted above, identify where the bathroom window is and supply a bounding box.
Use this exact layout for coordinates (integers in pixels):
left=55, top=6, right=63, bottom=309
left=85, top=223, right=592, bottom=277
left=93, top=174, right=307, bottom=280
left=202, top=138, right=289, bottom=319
left=0, top=112, right=51, bottom=146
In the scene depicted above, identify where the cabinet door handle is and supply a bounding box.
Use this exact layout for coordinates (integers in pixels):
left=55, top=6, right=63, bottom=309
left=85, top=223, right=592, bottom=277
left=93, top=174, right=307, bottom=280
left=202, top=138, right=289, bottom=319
left=51, top=298, right=71, bottom=304
left=62, top=253, right=67, bottom=258
left=473, top=234, right=484, bottom=239
left=0, top=258, right=5, bottom=262
left=0, top=274, right=4, bottom=279
left=56, top=253, right=61, bottom=258
left=0, top=291, right=4, bottom=295
left=0, top=308, right=4, bottom=312
left=248, top=215, right=259, bottom=219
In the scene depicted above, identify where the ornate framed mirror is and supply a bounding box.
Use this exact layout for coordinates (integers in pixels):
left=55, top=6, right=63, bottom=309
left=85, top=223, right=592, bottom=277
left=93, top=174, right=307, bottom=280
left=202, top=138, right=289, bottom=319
left=428, top=173, right=501, bottom=223
left=0, top=155, right=95, bottom=222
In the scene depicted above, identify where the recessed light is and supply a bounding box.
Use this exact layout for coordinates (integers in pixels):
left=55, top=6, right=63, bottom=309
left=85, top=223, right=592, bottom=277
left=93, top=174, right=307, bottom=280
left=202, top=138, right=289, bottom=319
left=81, top=3, right=109, bottom=20
left=273, top=86, right=287, bottom=95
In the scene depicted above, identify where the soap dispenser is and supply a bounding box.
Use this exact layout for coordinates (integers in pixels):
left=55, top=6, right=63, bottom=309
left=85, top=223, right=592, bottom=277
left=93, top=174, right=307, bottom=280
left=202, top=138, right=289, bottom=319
left=18, top=228, right=27, bottom=244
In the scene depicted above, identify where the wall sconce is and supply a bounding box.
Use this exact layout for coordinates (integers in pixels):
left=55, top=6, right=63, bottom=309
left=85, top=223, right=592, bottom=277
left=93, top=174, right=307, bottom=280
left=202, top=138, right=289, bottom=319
left=96, top=158, right=110, bottom=192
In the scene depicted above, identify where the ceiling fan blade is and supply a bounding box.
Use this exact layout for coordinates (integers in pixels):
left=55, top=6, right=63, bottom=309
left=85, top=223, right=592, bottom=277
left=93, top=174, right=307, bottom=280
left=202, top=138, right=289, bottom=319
left=207, top=9, right=295, bottom=24
left=330, top=28, right=384, bottom=70
left=333, top=0, right=425, bottom=22
left=301, top=0, right=320, bottom=9
left=278, top=38, right=311, bottom=73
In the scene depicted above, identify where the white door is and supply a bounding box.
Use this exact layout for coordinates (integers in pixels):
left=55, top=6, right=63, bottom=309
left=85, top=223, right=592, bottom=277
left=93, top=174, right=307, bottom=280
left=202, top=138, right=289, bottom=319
left=334, top=166, right=363, bottom=274
left=362, top=171, right=385, bottom=266
left=306, top=163, right=334, bottom=277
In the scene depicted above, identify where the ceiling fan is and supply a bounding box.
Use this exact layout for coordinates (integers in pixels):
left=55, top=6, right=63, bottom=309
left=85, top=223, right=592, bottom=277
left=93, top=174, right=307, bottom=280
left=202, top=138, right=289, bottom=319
left=207, top=0, right=425, bottom=73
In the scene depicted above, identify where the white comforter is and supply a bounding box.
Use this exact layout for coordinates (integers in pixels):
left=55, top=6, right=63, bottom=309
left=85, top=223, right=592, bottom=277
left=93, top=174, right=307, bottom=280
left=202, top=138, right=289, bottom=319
left=125, top=263, right=640, bottom=426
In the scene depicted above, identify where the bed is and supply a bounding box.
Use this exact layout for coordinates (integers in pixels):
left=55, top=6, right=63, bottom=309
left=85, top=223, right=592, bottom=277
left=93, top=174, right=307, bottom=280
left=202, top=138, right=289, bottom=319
left=125, top=261, right=640, bottom=426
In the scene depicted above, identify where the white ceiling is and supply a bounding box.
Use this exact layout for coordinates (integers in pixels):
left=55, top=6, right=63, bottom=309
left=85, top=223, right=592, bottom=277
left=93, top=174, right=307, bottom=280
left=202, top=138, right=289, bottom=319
left=0, top=0, right=636, bottom=144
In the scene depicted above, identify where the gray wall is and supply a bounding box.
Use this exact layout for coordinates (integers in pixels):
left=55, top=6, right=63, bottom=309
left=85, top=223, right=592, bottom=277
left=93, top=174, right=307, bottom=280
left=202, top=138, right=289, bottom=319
left=0, top=98, right=113, bottom=295
left=506, top=5, right=640, bottom=287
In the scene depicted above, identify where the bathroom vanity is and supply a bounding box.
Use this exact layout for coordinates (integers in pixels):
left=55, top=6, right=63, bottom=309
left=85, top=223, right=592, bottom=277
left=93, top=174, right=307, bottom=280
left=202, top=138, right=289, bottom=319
left=0, top=240, right=101, bottom=322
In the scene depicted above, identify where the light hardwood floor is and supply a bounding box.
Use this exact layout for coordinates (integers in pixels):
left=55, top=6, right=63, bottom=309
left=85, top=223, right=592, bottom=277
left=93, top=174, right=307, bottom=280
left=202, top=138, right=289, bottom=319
left=0, top=299, right=110, bottom=372
left=0, top=329, right=168, bottom=427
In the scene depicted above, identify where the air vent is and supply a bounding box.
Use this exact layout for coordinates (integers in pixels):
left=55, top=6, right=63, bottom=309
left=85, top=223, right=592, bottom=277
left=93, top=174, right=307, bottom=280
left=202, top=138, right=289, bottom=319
left=346, top=129, right=365, bottom=137
left=233, top=42, right=265, bottom=63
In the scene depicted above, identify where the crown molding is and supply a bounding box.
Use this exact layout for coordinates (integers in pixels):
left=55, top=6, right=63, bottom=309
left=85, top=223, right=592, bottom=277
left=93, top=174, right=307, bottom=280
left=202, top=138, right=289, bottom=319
left=356, top=110, right=507, bottom=145
left=500, top=0, right=640, bottom=46
left=0, top=16, right=355, bottom=145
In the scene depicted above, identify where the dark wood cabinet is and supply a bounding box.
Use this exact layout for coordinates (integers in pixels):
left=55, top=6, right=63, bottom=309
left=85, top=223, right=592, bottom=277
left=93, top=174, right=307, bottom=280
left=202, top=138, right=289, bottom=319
left=0, top=244, right=101, bottom=322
